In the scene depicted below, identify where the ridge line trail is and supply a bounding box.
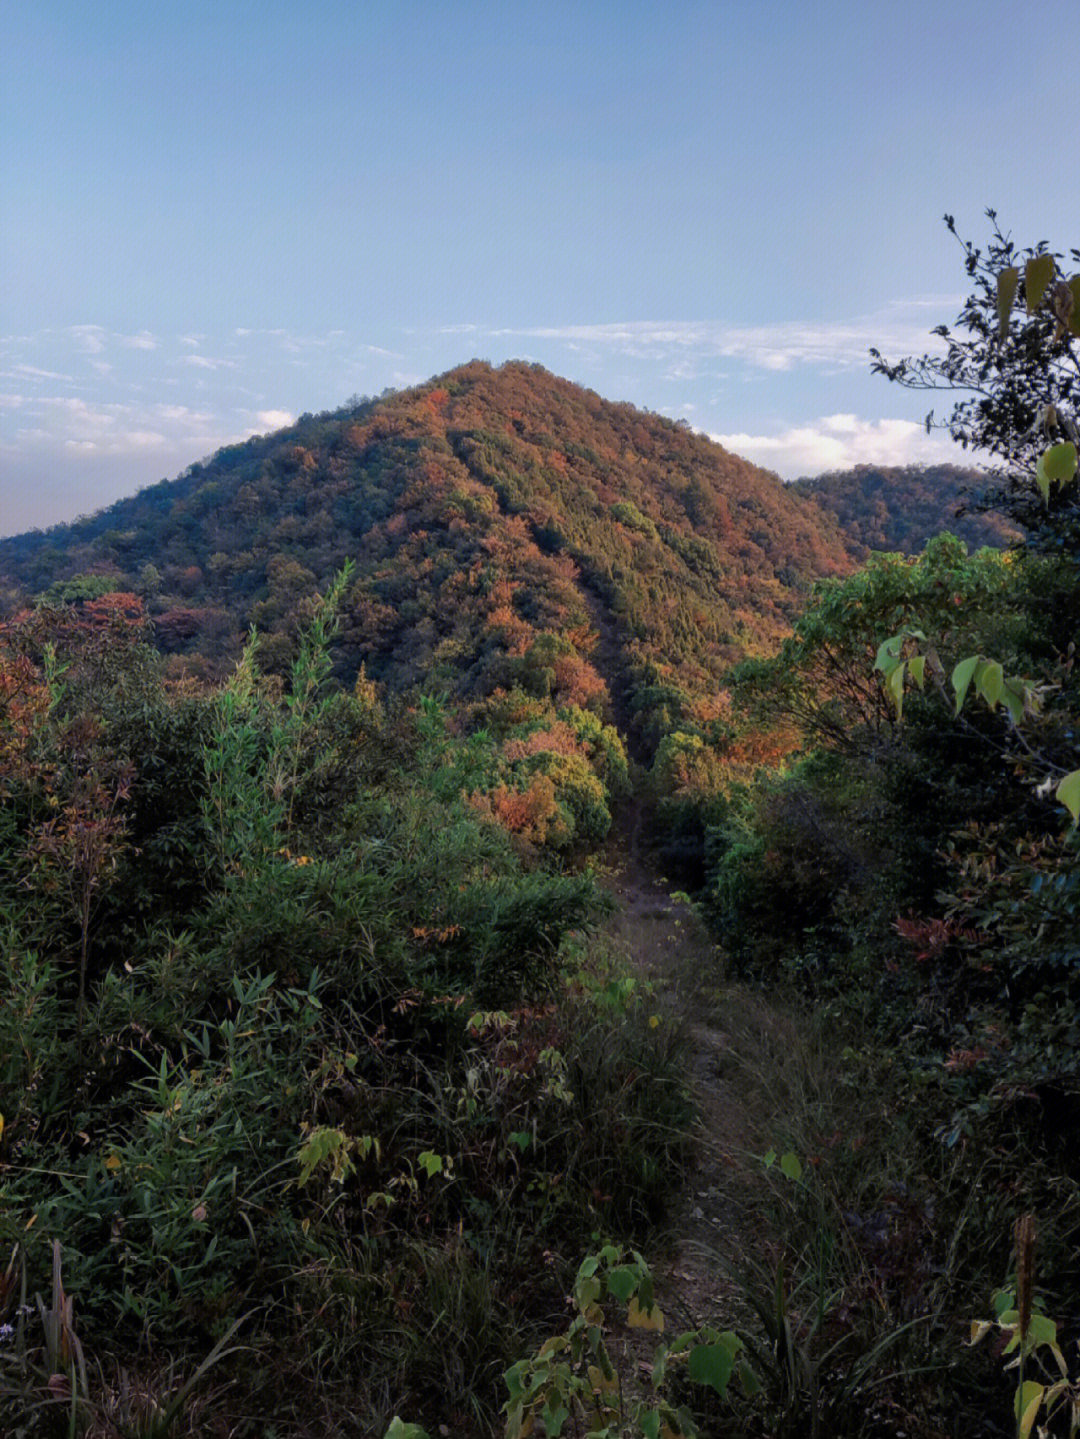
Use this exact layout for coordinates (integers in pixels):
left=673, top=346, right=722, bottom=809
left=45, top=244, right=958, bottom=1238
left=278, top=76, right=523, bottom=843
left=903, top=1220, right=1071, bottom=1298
left=595, top=799, right=776, bottom=1328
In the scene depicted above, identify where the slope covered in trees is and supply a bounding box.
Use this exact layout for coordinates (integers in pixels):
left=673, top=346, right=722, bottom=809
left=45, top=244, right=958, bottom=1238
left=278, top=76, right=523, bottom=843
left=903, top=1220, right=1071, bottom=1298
left=791, top=462, right=1022, bottom=556
left=0, top=362, right=853, bottom=749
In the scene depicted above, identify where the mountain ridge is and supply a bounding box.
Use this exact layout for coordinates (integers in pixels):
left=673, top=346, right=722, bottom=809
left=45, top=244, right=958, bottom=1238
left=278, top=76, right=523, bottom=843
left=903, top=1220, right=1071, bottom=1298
left=0, top=362, right=854, bottom=746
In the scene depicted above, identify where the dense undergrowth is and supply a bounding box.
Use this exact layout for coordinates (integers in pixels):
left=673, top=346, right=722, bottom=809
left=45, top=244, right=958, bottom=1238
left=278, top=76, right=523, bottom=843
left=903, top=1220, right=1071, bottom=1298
left=0, top=578, right=692, bottom=1436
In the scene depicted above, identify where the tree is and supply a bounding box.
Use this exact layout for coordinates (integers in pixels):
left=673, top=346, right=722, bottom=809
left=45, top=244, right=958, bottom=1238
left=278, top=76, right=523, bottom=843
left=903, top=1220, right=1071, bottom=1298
left=871, top=213, right=1080, bottom=551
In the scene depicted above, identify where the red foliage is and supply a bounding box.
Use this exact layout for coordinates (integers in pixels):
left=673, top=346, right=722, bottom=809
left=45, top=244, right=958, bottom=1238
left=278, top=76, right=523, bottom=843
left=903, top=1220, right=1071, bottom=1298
left=893, top=913, right=985, bottom=961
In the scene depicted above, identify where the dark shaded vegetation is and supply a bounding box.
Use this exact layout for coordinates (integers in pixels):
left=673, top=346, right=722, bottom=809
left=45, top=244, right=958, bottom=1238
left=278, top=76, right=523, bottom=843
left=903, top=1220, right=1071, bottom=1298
left=0, top=582, right=691, bottom=1435
left=793, top=462, right=1022, bottom=556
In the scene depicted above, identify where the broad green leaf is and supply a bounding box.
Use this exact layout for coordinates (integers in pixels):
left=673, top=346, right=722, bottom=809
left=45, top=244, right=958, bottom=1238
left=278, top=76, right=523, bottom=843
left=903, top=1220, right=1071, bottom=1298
left=541, top=1402, right=569, bottom=1436
left=577, top=1255, right=600, bottom=1280
left=779, top=1151, right=803, bottom=1181
left=509, top=1130, right=532, bottom=1153
left=952, top=655, right=980, bottom=714
left=996, top=266, right=1019, bottom=337
left=1001, top=678, right=1026, bottom=726
left=1056, top=770, right=1080, bottom=822
left=1038, top=441, right=1078, bottom=495
left=1025, top=1312, right=1058, bottom=1348
left=688, top=1339, right=739, bottom=1396
left=873, top=634, right=903, bottom=672
left=908, top=653, right=926, bottom=688
left=639, top=1408, right=662, bottom=1439
left=1016, top=1379, right=1045, bottom=1439
left=416, top=1150, right=443, bottom=1178
left=992, top=1289, right=1016, bottom=1318
left=576, top=1275, right=601, bottom=1309
left=762, top=1148, right=777, bottom=1168
left=605, top=1266, right=638, bottom=1302
left=975, top=660, right=1003, bottom=710
left=885, top=660, right=905, bottom=718
left=1026, top=253, right=1055, bottom=313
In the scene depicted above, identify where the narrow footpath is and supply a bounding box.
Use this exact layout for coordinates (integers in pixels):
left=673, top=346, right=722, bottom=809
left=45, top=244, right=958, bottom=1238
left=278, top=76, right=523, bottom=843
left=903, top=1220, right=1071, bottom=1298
left=595, top=799, right=758, bottom=1331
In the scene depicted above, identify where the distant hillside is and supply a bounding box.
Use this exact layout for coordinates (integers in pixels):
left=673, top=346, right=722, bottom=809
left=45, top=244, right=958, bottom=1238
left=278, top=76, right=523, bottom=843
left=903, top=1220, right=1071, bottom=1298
left=791, top=463, right=1021, bottom=556
left=0, top=361, right=853, bottom=748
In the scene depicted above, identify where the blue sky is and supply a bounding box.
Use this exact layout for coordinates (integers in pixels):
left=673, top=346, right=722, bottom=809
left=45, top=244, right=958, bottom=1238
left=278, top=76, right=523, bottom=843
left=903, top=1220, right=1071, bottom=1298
left=2, top=0, right=1075, bottom=535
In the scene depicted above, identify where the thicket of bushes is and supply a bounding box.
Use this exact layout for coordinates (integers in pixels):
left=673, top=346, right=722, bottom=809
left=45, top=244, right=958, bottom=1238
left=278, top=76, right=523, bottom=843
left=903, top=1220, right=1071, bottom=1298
left=0, top=580, right=691, bottom=1436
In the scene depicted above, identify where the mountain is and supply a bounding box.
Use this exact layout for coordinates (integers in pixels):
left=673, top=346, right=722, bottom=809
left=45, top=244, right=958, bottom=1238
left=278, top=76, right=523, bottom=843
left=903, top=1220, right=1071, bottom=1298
left=791, top=463, right=1022, bottom=557
left=0, top=361, right=853, bottom=748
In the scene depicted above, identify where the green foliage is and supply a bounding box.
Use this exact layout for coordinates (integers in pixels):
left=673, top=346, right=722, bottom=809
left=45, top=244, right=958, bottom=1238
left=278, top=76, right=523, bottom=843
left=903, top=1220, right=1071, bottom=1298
left=792, top=463, right=1021, bottom=556
left=0, top=580, right=690, bottom=1434
left=500, top=1246, right=754, bottom=1439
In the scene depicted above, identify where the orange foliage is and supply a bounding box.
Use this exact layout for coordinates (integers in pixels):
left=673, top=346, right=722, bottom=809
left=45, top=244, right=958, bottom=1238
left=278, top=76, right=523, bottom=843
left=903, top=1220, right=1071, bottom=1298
left=467, top=773, right=565, bottom=846
left=502, top=722, right=584, bottom=763
left=551, top=654, right=605, bottom=708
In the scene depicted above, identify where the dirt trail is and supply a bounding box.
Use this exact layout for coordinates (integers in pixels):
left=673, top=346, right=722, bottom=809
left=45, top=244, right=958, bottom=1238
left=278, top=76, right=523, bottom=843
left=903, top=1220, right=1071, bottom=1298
left=596, top=800, right=754, bottom=1330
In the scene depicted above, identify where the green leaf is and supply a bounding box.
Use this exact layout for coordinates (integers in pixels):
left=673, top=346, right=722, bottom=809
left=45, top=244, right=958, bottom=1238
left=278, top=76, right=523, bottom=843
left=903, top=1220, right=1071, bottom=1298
left=975, top=660, right=1003, bottom=710
left=1016, top=1379, right=1045, bottom=1439
left=996, top=266, right=1020, bottom=337
left=541, top=1402, right=569, bottom=1436
left=1001, top=677, right=1026, bottom=726
left=908, top=653, right=926, bottom=688
left=952, top=655, right=979, bottom=714
left=1036, top=459, right=1052, bottom=503
left=688, top=1337, right=740, bottom=1396
left=605, top=1266, right=638, bottom=1302
left=873, top=634, right=903, bottom=673
left=384, top=1420, right=431, bottom=1439
left=762, top=1148, right=777, bottom=1168
left=416, top=1150, right=443, bottom=1178
left=1026, top=253, right=1056, bottom=313
left=508, top=1130, right=532, bottom=1153
left=885, top=660, right=905, bottom=718
left=1037, top=442, right=1078, bottom=498
left=736, top=1358, right=761, bottom=1397
left=1056, top=770, right=1080, bottom=822
left=639, top=1408, right=662, bottom=1439
left=1025, top=1312, right=1058, bottom=1348
left=779, top=1151, right=803, bottom=1182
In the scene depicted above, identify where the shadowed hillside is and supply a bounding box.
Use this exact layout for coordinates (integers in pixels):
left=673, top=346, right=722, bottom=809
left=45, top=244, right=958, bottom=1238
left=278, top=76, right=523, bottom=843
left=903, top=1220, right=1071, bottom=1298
left=792, top=462, right=1022, bottom=556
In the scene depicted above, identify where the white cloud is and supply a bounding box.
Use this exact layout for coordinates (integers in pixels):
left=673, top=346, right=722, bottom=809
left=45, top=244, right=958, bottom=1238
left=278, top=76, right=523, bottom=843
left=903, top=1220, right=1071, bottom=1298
left=178, top=354, right=237, bottom=370
left=481, top=298, right=958, bottom=374
left=254, top=409, right=295, bottom=429
left=5, top=363, right=75, bottom=383
left=116, top=331, right=158, bottom=350
left=709, top=414, right=964, bottom=479
left=69, top=325, right=107, bottom=354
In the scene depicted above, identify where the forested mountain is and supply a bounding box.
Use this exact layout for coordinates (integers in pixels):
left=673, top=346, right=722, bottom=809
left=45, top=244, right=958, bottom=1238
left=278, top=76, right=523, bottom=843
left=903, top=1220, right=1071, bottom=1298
left=0, top=360, right=853, bottom=746
left=791, top=461, right=1022, bottom=555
